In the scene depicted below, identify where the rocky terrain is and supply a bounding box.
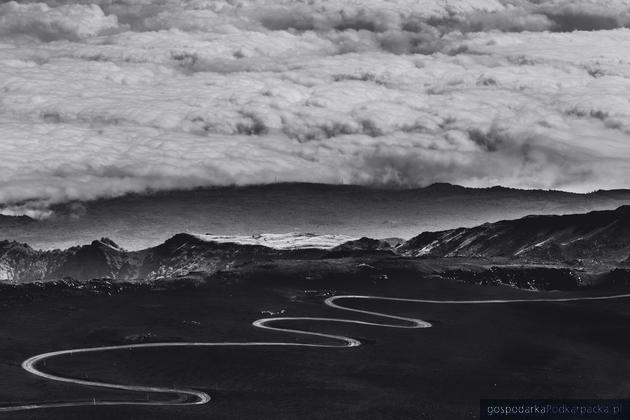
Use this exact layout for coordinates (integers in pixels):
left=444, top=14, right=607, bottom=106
left=3, top=183, right=630, bottom=251
left=1, top=205, right=630, bottom=288
left=399, top=205, right=630, bottom=266
left=0, top=234, right=315, bottom=283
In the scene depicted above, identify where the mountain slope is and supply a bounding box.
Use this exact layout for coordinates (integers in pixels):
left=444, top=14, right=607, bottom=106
left=4, top=183, right=630, bottom=250
left=0, top=234, right=330, bottom=284
left=398, top=206, right=630, bottom=264
left=3, top=205, right=630, bottom=284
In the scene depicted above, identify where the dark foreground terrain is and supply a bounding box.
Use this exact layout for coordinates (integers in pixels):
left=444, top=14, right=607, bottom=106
left=1, top=262, right=630, bottom=420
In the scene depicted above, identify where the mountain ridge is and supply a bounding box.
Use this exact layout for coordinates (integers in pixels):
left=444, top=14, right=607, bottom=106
left=0, top=233, right=330, bottom=284
left=2, top=205, right=630, bottom=283
left=3, top=182, right=630, bottom=251
left=398, top=205, right=630, bottom=265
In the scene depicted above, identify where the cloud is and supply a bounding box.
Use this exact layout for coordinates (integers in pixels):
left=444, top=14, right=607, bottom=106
left=536, top=1, right=630, bottom=32
left=0, top=1, right=118, bottom=41
left=1, top=0, right=630, bottom=215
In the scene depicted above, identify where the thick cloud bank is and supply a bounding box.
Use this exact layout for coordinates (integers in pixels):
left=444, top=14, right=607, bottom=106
left=2, top=0, right=630, bottom=214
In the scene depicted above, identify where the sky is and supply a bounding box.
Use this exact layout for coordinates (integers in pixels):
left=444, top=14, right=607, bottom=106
left=2, top=0, right=630, bottom=216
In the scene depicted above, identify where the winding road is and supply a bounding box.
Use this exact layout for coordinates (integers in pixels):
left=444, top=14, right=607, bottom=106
left=3, top=292, right=630, bottom=413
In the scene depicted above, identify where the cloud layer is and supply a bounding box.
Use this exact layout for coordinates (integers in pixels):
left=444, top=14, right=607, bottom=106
left=2, top=0, right=630, bottom=213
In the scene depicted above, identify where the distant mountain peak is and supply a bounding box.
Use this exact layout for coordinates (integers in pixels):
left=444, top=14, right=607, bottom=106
left=160, top=233, right=204, bottom=250
left=422, top=182, right=466, bottom=192
left=92, top=237, right=123, bottom=250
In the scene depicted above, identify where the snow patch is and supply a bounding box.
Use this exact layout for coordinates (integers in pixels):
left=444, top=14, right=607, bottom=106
left=514, top=237, right=555, bottom=256
left=193, top=232, right=357, bottom=250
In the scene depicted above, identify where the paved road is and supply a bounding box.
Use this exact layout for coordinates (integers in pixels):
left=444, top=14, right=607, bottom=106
left=3, top=292, right=630, bottom=413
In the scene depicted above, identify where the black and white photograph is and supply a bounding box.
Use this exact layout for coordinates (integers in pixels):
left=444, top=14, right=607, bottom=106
left=1, top=0, right=630, bottom=418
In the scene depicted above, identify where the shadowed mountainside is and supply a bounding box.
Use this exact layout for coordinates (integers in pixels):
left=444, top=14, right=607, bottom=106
left=2, top=183, right=630, bottom=251
left=0, top=234, right=330, bottom=283
left=399, top=205, right=630, bottom=265
left=2, top=206, right=630, bottom=284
